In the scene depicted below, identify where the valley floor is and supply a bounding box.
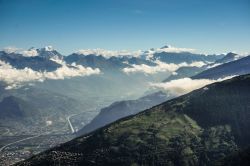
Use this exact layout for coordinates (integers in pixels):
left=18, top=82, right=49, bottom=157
left=0, top=131, right=74, bottom=165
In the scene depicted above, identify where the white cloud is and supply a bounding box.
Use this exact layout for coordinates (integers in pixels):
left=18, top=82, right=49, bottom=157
left=150, top=76, right=236, bottom=96
left=189, top=61, right=206, bottom=67
left=21, top=49, right=38, bottom=57
left=235, top=54, right=248, bottom=60
left=2, top=46, right=21, bottom=53
left=0, top=60, right=100, bottom=89
left=144, top=45, right=196, bottom=59
left=123, top=60, right=206, bottom=74
left=172, top=72, right=178, bottom=76
left=76, top=48, right=143, bottom=58
left=158, top=45, right=196, bottom=53
left=143, top=45, right=198, bottom=60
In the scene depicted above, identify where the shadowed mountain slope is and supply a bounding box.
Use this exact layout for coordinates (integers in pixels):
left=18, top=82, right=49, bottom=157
left=192, top=55, right=250, bottom=79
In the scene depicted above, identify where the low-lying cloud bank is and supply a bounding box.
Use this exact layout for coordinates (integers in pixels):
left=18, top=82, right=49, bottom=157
left=3, top=45, right=194, bottom=59
left=76, top=48, right=143, bottom=58
left=76, top=46, right=196, bottom=59
left=144, top=45, right=196, bottom=60
left=123, top=60, right=206, bottom=74
left=151, top=45, right=195, bottom=54
left=150, top=76, right=236, bottom=96
left=0, top=60, right=100, bottom=89
left=3, top=46, right=21, bottom=54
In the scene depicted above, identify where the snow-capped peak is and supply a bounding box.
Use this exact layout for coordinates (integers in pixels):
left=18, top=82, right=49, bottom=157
left=20, top=46, right=56, bottom=57
left=44, top=46, right=54, bottom=51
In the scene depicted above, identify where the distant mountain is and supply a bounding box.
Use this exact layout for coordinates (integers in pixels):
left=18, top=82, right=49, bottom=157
left=0, top=96, right=38, bottom=119
left=0, top=46, right=225, bottom=76
left=142, top=45, right=224, bottom=64
left=18, top=74, right=250, bottom=166
left=64, top=53, right=156, bottom=72
left=64, top=54, right=128, bottom=71
left=35, top=46, right=63, bottom=60
left=193, top=55, right=250, bottom=79
left=0, top=51, right=62, bottom=72
left=118, top=56, right=156, bottom=66
left=163, top=66, right=205, bottom=82
left=78, top=91, right=170, bottom=135
left=64, top=46, right=225, bottom=73
left=163, top=52, right=248, bottom=82
left=214, top=52, right=238, bottom=64
left=0, top=85, right=87, bottom=134
left=151, top=52, right=223, bottom=64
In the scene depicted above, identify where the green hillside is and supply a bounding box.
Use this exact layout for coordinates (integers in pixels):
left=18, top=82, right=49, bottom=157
left=17, top=74, right=250, bottom=166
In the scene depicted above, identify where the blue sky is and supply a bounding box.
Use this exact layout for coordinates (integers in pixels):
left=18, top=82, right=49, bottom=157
left=0, top=0, right=249, bottom=55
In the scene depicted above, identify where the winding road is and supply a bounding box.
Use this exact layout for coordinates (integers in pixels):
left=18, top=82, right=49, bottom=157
left=0, top=135, right=41, bottom=152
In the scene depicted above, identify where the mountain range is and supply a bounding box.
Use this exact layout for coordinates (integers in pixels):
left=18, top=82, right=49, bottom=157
left=1, top=45, right=250, bottom=165
left=0, top=51, right=61, bottom=72
left=0, top=84, right=88, bottom=134
left=0, top=45, right=224, bottom=74
left=151, top=51, right=223, bottom=64
left=163, top=66, right=205, bottom=82
left=1, top=46, right=249, bottom=135
left=214, top=52, right=239, bottom=64
left=64, top=53, right=156, bottom=72
left=78, top=52, right=250, bottom=137
left=17, top=74, right=250, bottom=166
left=193, top=55, right=250, bottom=79
left=0, top=96, right=38, bottom=119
